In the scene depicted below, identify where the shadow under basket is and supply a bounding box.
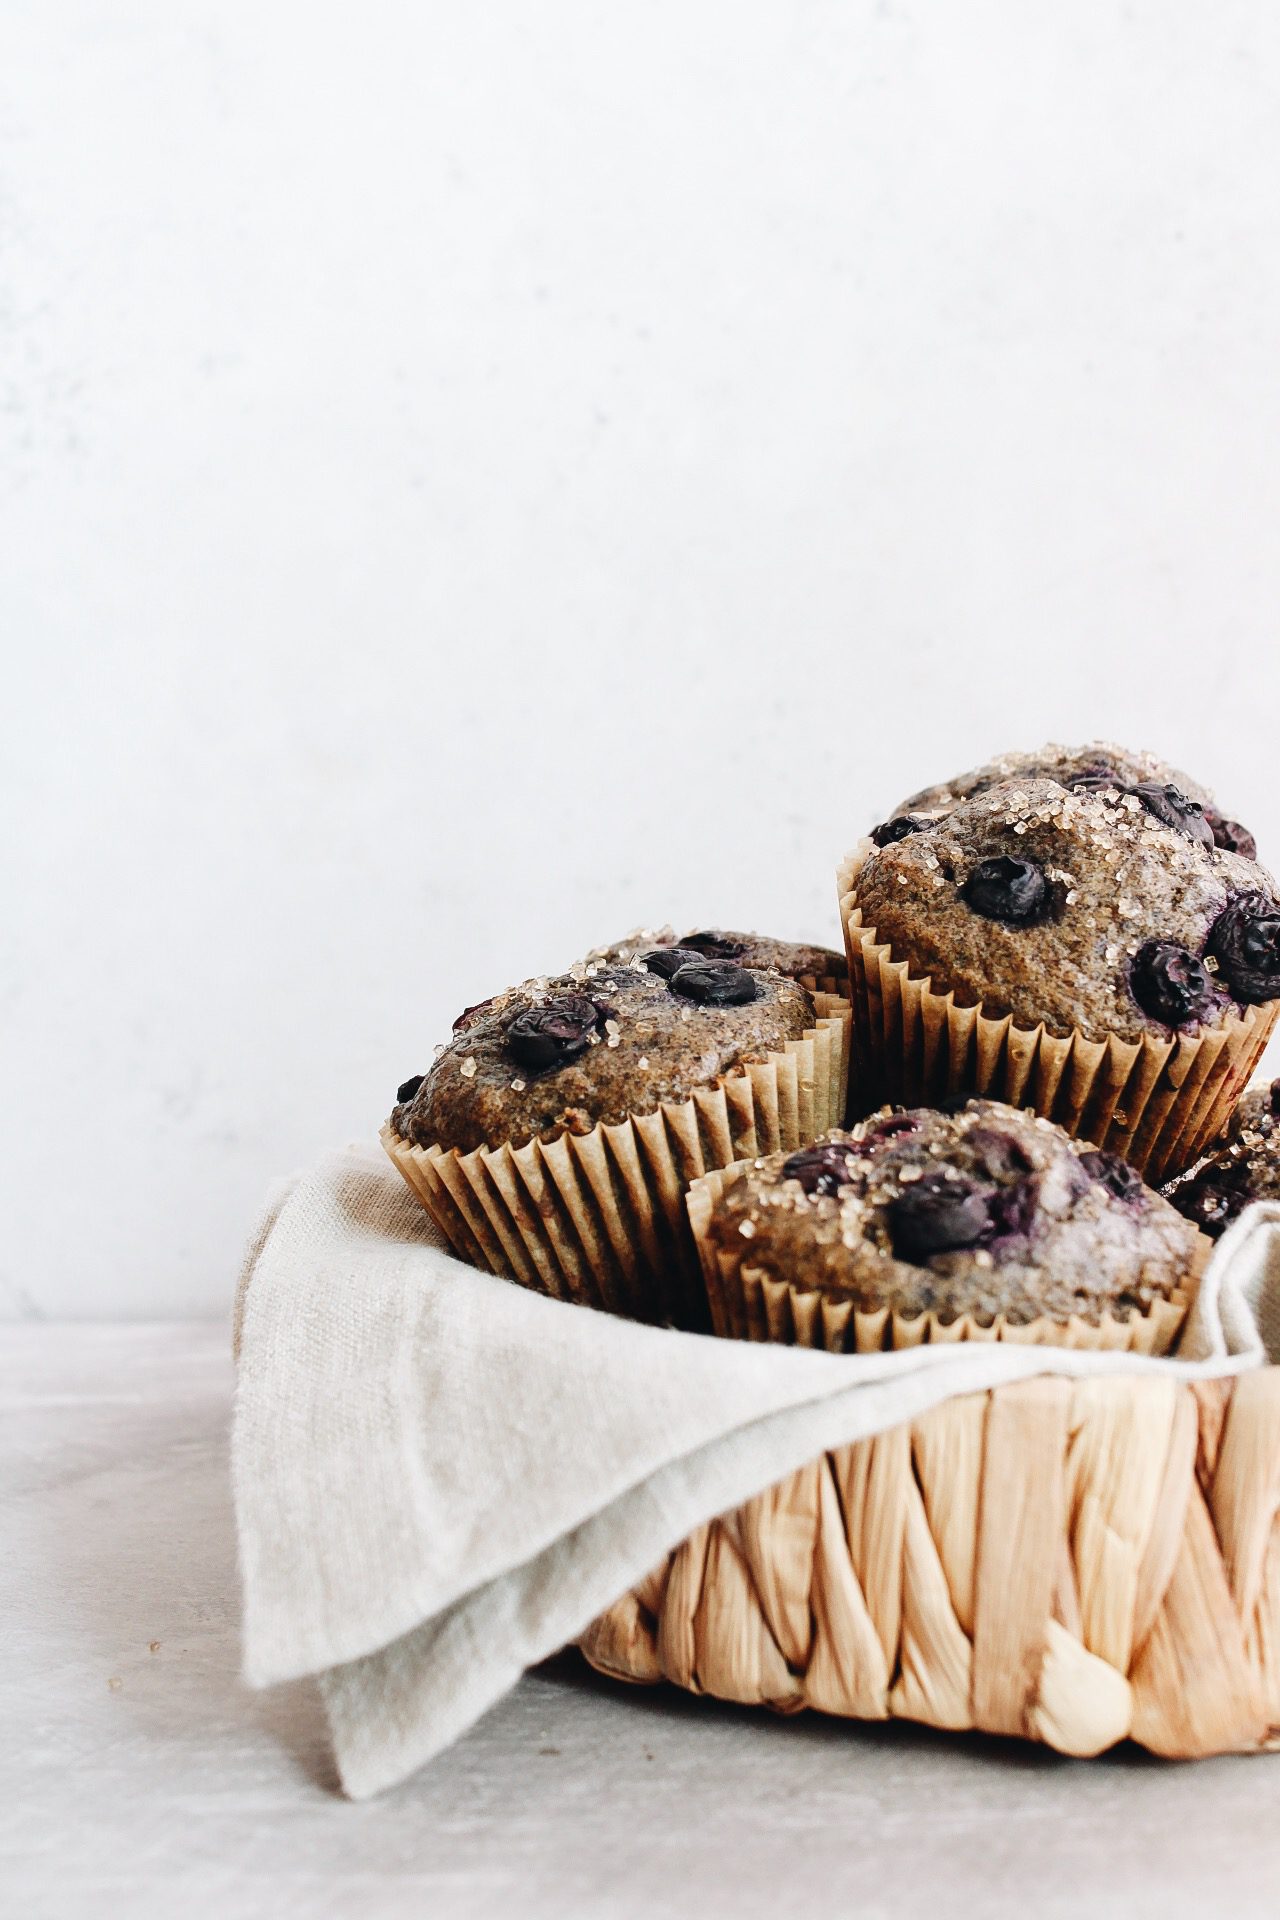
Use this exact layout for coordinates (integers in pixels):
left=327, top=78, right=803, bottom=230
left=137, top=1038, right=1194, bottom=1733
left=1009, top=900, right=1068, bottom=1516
left=836, top=847, right=1278, bottom=1185
left=579, top=1368, right=1280, bottom=1760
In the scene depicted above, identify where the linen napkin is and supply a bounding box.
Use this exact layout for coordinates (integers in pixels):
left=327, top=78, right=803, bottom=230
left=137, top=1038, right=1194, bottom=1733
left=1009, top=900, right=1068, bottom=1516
left=232, top=1146, right=1280, bottom=1798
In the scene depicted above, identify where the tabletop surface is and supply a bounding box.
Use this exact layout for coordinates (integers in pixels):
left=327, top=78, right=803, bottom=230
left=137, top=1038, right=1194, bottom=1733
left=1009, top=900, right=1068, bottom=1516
left=5, top=1322, right=1280, bottom=1920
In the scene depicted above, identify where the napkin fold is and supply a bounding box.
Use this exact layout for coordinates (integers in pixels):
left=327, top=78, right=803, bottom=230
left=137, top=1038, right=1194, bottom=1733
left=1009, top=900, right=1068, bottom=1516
left=232, top=1147, right=1280, bottom=1798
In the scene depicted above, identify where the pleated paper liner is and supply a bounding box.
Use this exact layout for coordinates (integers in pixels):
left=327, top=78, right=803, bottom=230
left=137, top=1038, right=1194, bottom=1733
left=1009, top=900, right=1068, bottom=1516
left=802, top=989, right=852, bottom=1122
left=687, top=1163, right=1207, bottom=1357
left=382, top=1000, right=851, bottom=1332
left=798, top=970, right=847, bottom=999
left=836, top=846, right=1277, bottom=1184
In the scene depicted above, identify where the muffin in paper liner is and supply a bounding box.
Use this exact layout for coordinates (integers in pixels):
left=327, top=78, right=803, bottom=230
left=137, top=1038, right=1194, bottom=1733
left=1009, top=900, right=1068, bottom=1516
left=382, top=996, right=851, bottom=1331
left=837, top=846, right=1277, bottom=1184
left=686, top=1163, right=1206, bottom=1357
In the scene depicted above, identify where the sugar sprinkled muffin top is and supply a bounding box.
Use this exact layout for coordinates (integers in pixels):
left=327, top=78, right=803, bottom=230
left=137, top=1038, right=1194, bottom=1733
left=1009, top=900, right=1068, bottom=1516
left=705, top=1099, right=1199, bottom=1327
left=852, top=777, right=1280, bottom=1042
left=882, top=740, right=1257, bottom=860
left=588, top=926, right=845, bottom=987
left=1165, top=1079, right=1280, bottom=1238
left=392, top=950, right=818, bottom=1153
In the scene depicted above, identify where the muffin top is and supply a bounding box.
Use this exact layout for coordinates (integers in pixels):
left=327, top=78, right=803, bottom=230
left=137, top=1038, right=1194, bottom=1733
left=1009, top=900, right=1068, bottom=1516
left=589, top=925, right=845, bottom=987
left=1165, top=1078, right=1280, bottom=1238
left=393, top=952, right=818, bottom=1153
left=883, top=740, right=1256, bottom=860
left=703, top=1099, right=1199, bottom=1327
left=850, top=777, right=1280, bottom=1042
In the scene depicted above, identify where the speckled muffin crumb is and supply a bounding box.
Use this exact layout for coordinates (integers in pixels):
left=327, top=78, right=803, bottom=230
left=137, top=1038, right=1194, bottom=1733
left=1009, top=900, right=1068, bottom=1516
left=852, top=777, right=1280, bottom=1043
left=705, top=1100, right=1199, bottom=1327
left=882, top=740, right=1256, bottom=860
left=1165, top=1079, right=1280, bottom=1237
left=589, top=925, right=845, bottom=987
left=392, top=952, right=818, bottom=1153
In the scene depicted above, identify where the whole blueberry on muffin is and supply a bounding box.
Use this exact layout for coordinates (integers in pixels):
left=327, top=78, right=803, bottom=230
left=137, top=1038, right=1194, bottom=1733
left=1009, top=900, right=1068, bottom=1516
left=589, top=925, right=847, bottom=993
left=385, top=947, right=849, bottom=1330
left=880, top=740, right=1256, bottom=860
left=691, top=1099, right=1200, bottom=1350
left=1164, top=1078, right=1280, bottom=1238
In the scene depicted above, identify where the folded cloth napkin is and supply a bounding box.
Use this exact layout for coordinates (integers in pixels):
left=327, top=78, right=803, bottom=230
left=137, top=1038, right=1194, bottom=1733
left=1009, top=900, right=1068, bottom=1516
left=232, top=1146, right=1280, bottom=1799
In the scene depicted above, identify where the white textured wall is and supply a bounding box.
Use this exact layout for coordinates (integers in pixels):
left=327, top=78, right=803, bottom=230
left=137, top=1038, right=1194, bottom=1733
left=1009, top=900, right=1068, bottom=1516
left=6, top=3, right=1280, bottom=1318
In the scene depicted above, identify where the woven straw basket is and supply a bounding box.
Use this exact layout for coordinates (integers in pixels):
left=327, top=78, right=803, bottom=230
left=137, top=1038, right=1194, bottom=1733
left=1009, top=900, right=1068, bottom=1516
left=581, top=1368, right=1280, bottom=1758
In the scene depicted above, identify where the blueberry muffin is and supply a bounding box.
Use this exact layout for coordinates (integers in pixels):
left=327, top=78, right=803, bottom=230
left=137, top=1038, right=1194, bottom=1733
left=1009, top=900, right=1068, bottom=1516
left=883, top=740, right=1257, bottom=860
left=1165, top=1078, right=1280, bottom=1238
left=588, top=926, right=848, bottom=995
left=688, top=1099, right=1202, bottom=1353
left=384, top=947, right=849, bottom=1329
left=838, top=777, right=1280, bottom=1179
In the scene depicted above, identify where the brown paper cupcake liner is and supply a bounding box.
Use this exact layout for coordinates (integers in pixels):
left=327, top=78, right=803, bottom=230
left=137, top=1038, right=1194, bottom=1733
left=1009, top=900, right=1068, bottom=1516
left=798, top=970, right=848, bottom=999
left=382, top=1002, right=851, bottom=1331
left=836, top=847, right=1276, bottom=1184
left=687, top=1164, right=1205, bottom=1357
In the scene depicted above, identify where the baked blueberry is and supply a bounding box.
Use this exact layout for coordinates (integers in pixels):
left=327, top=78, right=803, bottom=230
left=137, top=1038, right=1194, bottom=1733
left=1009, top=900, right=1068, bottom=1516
left=396, top=1073, right=425, bottom=1103
left=1164, top=1080, right=1280, bottom=1238
left=638, top=945, right=706, bottom=981
left=871, top=814, right=934, bottom=848
left=1167, top=1158, right=1252, bottom=1236
left=960, top=855, right=1050, bottom=926
left=669, top=959, right=760, bottom=1006
left=1128, top=782, right=1215, bottom=848
left=1129, top=943, right=1219, bottom=1027
left=680, top=931, right=748, bottom=960
left=781, top=1143, right=857, bottom=1197
left=888, top=1171, right=993, bottom=1258
left=1205, top=810, right=1258, bottom=861
left=504, top=995, right=603, bottom=1071
left=967, top=1125, right=1034, bottom=1180
left=1207, top=895, right=1280, bottom=1004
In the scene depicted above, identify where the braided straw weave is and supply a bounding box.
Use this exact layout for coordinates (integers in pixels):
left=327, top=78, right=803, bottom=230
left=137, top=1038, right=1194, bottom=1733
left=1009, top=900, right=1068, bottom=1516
left=580, top=1369, right=1280, bottom=1758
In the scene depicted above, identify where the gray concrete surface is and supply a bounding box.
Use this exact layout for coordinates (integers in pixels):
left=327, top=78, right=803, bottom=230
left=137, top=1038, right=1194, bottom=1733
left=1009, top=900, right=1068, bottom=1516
left=5, top=1323, right=1278, bottom=1918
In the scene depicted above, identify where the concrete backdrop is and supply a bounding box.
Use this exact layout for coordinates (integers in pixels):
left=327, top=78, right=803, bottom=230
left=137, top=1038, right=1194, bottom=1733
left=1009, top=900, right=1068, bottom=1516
left=5, top=2, right=1280, bottom=1316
